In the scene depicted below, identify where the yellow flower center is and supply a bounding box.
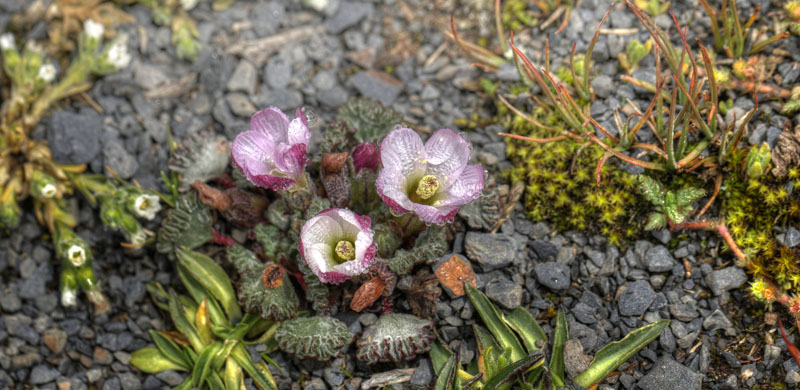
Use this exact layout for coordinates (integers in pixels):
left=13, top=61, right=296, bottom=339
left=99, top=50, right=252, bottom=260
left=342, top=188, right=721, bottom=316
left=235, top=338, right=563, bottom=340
left=334, top=240, right=356, bottom=262
left=415, top=175, right=439, bottom=200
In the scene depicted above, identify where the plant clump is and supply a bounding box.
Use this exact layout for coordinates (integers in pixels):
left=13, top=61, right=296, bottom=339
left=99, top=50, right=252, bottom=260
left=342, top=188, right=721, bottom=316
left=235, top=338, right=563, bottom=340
left=275, top=316, right=353, bottom=361
left=356, top=313, right=435, bottom=364
left=226, top=245, right=300, bottom=322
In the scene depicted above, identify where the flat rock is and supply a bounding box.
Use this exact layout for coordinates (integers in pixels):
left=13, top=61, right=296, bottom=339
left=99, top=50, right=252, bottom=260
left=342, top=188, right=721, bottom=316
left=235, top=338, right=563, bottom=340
left=325, top=1, right=374, bottom=34
left=350, top=70, right=404, bottom=106
left=705, top=267, right=747, bottom=296
left=646, top=245, right=676, bottom=272
left=484, top=276, right=522, bottom=309
left=464, top=232, right=516, bottom=271
left=535, top=262, right=571, bottom=290
left=618, top=280, right=656, bottom=316
left=226, top=59, right=258, bottom=94
left=48, top=110, right=102, bottom=164
left=637, top=355, right=702, bottom=390
left=702, top=309, right=733, bottom=331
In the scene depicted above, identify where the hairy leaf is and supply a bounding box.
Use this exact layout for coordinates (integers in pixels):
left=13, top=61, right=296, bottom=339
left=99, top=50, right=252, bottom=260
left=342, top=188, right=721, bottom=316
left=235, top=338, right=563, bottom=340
left=675, top=187, right=705, bottom=207
left=644, top=213, right=666, bottom=231
left=636, top=175, right=665, bottom=206
left=226, top=246, right=300, bottom=321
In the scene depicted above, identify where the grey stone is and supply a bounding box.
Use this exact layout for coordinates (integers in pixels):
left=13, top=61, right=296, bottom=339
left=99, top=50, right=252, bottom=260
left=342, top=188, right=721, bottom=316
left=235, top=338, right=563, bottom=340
left=531, top=240, right=558, bottom=260
left=563, top=339, right=592, bottom=379
left=591, top=75, right=614, bottom=98
left=705, top=267, right=747, bottom=296
left=325, top=1, right=373, bottom=34
left=225, top=93, right=257, bottom=117
left=119, top=373, right=142, bottom=390
left=349, top=70, right=404, bottom=106
left=702, top=309, right=733, bottom=331
left=645, top=245, right=676, bottom=272
left=0, top=288, right=21, bottom=312
left=677, top=331, right=698, bottom=349
left=659, top=327, right=676, bottom=353
left=719, top=374, right=737, bottom=390
left=252, top=88, right=303, bottom=111
left=304, top=377, right=327, bottom=390
left=484, top=277, right=523, bottom=309
left=464, top=232, right=516, bottom=271
left=535, top=262, right=571, bottom=290
left=409, top=358, right=433, bottom=386
left=767, top=126, right=782, bottom=149
left=226, top=59, right=257, bottom=94
left=668, top=303, right=698, bottom=322
left=618, top=280, right=656, bottom=316
left=265, top=57, right=292, bottom=89
left=103, top=377, right=122, bottom=390
left=252, top=1, right=285, bottom=37
left=103, top=140, right=139, bottom=179
left=155, top=371, right=185, bottom=386
left=785, top=227, right=800, bottom=248
left=636, top=355, right=702, bottom=390
left=787, top=370, right=800, bottom=385
left=133, top=63, right=169, bottom=90
left=572, top=302, right=598, bottom=324
left=30, top=364, right=60, bottom=384
left=48, top=110, right=102, bottom=164
left=311, top=70, right=336, bottom=91
left=323, top=364, right=345, bottom=387
left=318, top=86, right=349, bottom=107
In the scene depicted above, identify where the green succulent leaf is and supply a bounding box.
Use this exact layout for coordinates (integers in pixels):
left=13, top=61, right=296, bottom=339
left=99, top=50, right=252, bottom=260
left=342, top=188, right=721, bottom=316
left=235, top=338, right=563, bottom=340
left=169, top=290, right=205, bottom=353
left=177, top=247, right=242, bottom=323
left=573, top=319, right=669, bottom=388
left=644, top=213, right=667, bottom=231
left=504, top=307, right=547, bottom=352
left=224, top=358, right=245, bottom=390
left=482, top=352, right=545, bottom=390
left=465, top=283, right=526, bottom=363
left=149, top=330, right=191, bottom=369
left=549, top=311, right=568, bottom=382
left=434, top=344, right=460, bottom=390
left=636, top=175, right=665, bottom=206
left=177, top=264, right=227, bottom=326
left=131, top=348, right=188, bottom=373
left=231, top=344, right=277, bottom=390
left=192, top=342, right=223, bottom=387
left=431, top=342, right=452, bottom=375
left=675, top=187, right=705, bottom=207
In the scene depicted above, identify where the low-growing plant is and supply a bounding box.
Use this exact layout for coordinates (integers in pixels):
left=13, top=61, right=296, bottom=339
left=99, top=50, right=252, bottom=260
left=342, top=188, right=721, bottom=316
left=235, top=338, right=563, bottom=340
left=431, top=284, right=668, bottom=389
left=698, top=0, right=789, bottom=58
left=0, top=21, right=163, bottom=312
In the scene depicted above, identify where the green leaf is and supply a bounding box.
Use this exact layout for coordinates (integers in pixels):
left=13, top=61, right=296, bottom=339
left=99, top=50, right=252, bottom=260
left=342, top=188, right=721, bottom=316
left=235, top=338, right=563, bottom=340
left=434, top=345, right=460, bottom=390
left=474, top=325, right=500, bottom=354
left=177, top=247, right=242, bottom=323
left=169, top=290, right=205, bottom=353
left=131, top=348, right=188, bottom=373
left=644, top=213, right=667, bottom=231
left=226, top=246, right=300, bottom=322
left=431, top=342, right=452, bottom=375
left=177, top=263, right=227, bottom=326
left=465, top=283, right=526, bottom=362
left=675, top=187, right=706, bottom=207
left=573, top=319, right=669, bottom=388
left=636, top=175, right=665, bottom=206
left=149, top=330, right=191, bottom=369
left=231, top=344, right=277, bottom=390
left=482, top=353, right=545, bottom=390
left=192, top=343, right=223, bottom=387
left=549, top=311, right=568, bottom=382
left=664, top=191, right=683, bottom=224
left=224, top=358, right=245, bottom=390
left=504, top=307, right=547, bottom=352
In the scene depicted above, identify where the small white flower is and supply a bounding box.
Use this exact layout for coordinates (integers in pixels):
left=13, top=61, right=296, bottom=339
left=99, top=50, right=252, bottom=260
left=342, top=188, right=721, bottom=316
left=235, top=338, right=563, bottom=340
left=107, top=38, right=131, bottom=69
left=84, top=19, right=105, bottom=40
left=37, top=63, right=56, bottom=83
left=180, top=0, right=199, bottom=10
left=61, top=289, right=77, bottom=307
left=40, top=184, right=57, bottom=198
left=67, top=245, right=86, bottom=267
left=0, top=33, right=14, bottom=50
left=133, top=194, right=161, bottom=220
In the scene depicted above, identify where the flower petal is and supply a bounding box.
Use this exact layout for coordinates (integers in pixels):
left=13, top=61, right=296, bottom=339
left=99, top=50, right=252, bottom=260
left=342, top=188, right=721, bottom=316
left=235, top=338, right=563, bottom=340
left=411, top=203, right=460, bottom=224
left=250, top=107, right=290, bottom=143
left=376, top=169, right=414, bottom=215
left=301, top=215, right=343, bottom=252
left=287, top=115, right=312, bottom=146
left=423, top=129, right=472, bottom=188
left=436, top=164, right=485, bottom=207
left=231, top=130, right=275, bottom=171
left=379, top=127, right=426, bottom=178
left=273, top=143, right=308, bottom=180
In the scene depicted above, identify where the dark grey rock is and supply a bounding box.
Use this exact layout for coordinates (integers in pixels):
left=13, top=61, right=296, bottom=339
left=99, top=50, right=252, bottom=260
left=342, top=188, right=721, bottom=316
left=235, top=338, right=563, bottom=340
left=48, top=110, right=102, bottom=164
left=484, top=277, right=522, bottom=309
left=535, top=262, right=571, bottom=290
left=323, top=364, right=345, bottom=387
left=705, top=267, right=747, bottom=296
left=719, top=374, right=737, bottom=390
left=252, top=1, right=285, bottom=37
left=226, top=59, right=258, bottom=94
left=563, top=339, right=592, bottom=379
left=410, top=358, right=433, bottom=386
left=30, top=364, right=60, bottom=384
left=311, top=70, right=336, bottom=91
left=252, top=88, right=303, bottom=111
left=668, top=303, right=698, bottom=322
left=119, top=373, right=142, bottom=390
left=645, top=245, right=676, bottom=272
left=265, top=56, right=292, bottom=90
left=103, top=140, right=139, bottom=179
left=325, top=1, right=373, bottom=34
left=785, top=227, right=800, bottom=248
left=19, top=263, right=50, bottom=299
left=0, top=288, right=21, bottom=312
left=572, top=302, right=598, bottom=324
left=636, top=355, right=702, bottom=390
left=531, top=240, right=558, bottom=261
left=155, top=371, right=184, bottom=386
left=659, top=327, right=676, bottom=353
left=103, top=377, right=121, bottom=390
left=226, top=93, right=257, bottom=117
left=464, top=232, right=516, bottom=271
left=702, top=309, right=733, bottom=331
left=349, top=70, right=404, bottom=106
left=591, top=75, right=614, bottom=99
left=318, top=86, right=349, bottom=107
left=618, top=280, right=656, bottom=316
left=304, top=377, right=327, bottom=390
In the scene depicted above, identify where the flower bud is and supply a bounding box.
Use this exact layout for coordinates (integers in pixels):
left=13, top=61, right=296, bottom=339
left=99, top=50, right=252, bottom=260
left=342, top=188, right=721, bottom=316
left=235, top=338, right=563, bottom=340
left=30, top=171, right=58, bottom=199
left=746, top=142, right=771, bottom=179
left=352, top=142, right=379, bottom=173
left=60, top=267, right=78, bottom=307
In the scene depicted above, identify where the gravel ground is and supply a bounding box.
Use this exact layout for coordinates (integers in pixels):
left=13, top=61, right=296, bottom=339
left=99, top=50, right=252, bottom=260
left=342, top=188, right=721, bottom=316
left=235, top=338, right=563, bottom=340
left=1, top=0, right=800, bottom=389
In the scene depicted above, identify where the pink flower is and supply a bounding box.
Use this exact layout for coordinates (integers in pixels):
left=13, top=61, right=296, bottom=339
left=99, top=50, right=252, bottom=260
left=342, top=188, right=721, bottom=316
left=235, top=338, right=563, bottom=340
left=231, top=107, right=311, bottom=191
left=376, top=127, right=484, bottom=223
left=299, top=208, right=377, bottom=284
